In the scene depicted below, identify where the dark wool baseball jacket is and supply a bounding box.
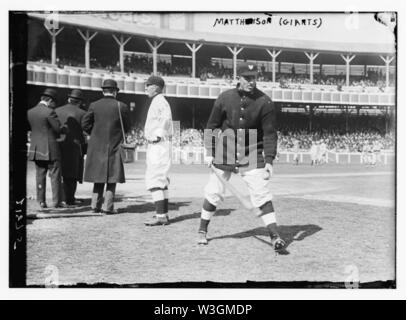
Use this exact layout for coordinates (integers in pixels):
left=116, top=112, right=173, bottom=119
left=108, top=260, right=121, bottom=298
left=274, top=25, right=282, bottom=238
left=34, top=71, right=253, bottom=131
left=204, top=85, right=278, bottom=172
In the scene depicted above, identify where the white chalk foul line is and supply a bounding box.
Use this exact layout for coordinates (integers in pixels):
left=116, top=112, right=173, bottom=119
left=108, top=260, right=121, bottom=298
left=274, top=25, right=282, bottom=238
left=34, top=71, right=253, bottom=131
left=284, top=194, right=394, bottom=208
left=275, top=171, right=393, bottom=179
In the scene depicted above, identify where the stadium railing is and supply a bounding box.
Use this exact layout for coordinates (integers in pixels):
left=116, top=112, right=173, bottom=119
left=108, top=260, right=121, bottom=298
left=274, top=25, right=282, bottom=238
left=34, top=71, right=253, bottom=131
left=26, top=63, right=395, bottom=106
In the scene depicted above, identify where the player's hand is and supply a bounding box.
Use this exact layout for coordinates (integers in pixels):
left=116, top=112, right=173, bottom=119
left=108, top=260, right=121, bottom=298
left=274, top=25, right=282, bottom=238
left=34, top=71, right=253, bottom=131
left=265, top=163, right=273, bottom=179
left=205, top=156, right=214, bottom=167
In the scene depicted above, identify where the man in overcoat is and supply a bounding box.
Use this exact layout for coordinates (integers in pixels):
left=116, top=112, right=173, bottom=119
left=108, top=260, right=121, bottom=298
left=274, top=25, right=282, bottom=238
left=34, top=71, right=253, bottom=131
left=56, top=89, right=86, bottom=205
left=82, top=79, right=130, bottom=214
left=27, top=88, right=63, bottom=209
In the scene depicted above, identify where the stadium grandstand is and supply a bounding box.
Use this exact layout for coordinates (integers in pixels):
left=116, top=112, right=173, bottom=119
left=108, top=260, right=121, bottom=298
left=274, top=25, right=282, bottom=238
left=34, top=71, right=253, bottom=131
left=25, top=12, right=396, bottom=164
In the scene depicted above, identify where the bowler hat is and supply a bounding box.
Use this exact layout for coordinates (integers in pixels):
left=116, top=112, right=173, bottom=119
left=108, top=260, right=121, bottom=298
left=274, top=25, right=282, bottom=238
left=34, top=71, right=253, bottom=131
left=41, top=88, right=58, bottom=101
left=238, top=62, right=258, bottom=77
left=101, top=79, right=119, bottom=91
left=68, top=89, right=84, bottom=100
left=146, top=75, right=165, bottom=88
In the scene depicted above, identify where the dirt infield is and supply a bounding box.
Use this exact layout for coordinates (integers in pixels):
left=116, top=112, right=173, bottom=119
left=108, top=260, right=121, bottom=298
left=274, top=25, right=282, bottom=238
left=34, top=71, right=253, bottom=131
left=26, top=161, right=395, bottom=286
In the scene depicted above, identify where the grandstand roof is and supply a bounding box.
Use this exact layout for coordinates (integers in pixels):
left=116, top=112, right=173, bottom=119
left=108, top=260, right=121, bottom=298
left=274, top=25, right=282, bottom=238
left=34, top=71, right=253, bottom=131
left=28, top=12, right=396, bottom=56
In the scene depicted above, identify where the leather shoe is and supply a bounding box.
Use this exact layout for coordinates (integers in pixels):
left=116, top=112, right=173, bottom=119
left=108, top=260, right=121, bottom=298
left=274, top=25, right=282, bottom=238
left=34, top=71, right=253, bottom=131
left=102, top=209, right=119, bottom=215
left=270, top=236, right=286, bottom=252
left=54, top=201, right=69, bottom=209
left=144, top=214, right=169, bottom=226
left=39, top=202, right=47, bottom=209
left=197, top=231, right=208, bottom=245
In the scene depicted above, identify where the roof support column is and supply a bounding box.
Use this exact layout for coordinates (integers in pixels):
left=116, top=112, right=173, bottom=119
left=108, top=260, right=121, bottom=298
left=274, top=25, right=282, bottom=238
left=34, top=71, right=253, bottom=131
left=146, top=40, right=164, bottom=76
left=340, top=54, right=356, bottom=87
left=304, top=52, right=319, bottom=84
left=113, top=34, right=132, bottom=73
left=266, top=49, right=281, bottom=83
left=379, top=55, right=394, bottom=87
left=46, top=27, right=64, bottom=65
left=77, top=29, right=98, bottom=71
left=185, top=43, right=202, bottom=78
left=227, top=46, right=244, bottom=81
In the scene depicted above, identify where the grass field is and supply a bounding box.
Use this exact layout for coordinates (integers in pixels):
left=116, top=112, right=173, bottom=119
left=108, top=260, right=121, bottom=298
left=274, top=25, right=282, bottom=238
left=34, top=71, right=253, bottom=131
left=26, top=159, right=396, bottom=287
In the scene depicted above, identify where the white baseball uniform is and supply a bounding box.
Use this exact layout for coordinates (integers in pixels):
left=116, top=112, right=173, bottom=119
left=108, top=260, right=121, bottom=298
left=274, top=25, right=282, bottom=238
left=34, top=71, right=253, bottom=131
left=204, top=167, right=273, bottom=208
left=144, top=93, right=173, bottom=191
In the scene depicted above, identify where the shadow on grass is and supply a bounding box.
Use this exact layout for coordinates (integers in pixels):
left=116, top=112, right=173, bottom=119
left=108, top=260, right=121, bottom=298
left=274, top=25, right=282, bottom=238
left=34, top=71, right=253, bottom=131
left=209, top=224, right=322, bottom=255
left=120, top=201, right=192, bottom=214
left=28, top=202, right=93, bottom=215
left=169, top=209, right=234, bottom=224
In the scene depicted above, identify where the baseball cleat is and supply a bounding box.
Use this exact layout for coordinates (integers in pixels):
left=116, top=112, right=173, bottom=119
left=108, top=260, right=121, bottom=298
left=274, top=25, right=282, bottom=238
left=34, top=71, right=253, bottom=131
left=197, top=231, right=208, bottom=245
left=270, top=236, right=286, bottom=252
left=144, top=214, right=169, bottom=226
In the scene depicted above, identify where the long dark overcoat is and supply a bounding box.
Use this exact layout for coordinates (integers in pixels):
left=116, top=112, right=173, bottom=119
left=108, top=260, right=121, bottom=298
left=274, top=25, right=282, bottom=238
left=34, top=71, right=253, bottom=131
left=27, top=103, right=62, bottom=161
left=55, top=103, right=86, bottom=181
left=82, top=96, right=130, bottom=183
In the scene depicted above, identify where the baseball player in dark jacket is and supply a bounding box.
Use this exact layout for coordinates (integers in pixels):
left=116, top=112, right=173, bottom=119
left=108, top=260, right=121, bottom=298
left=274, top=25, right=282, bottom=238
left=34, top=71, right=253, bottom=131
left=27, top=88, right=63, bottom=209
left=197, top=63, right=286, bottom=251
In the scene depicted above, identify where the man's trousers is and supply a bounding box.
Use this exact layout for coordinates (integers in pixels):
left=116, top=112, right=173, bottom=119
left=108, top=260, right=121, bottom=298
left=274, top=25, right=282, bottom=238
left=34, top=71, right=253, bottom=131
left=62, top=177, right=78, bottom=205
left=91, top=183, right=116, bottom=212
left=34, top=160, right=62, bottom=206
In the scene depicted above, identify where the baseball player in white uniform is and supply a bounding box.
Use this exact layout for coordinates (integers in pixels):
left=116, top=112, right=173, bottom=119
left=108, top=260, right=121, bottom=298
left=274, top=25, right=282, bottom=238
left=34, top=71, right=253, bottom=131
left=310, top=141, right=318, bottom=165
left=319, top=139, right=327, bottom=164
left=143, top=75, right=173, bottom=226
left=292, top=139, right=300, bottom=165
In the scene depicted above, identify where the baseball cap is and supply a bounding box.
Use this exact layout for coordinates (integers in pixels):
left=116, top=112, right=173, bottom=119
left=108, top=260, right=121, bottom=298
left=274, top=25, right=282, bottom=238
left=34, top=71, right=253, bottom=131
left=238, top=62, right=258, bottom=77
left=146, top=75, right=165, bottom=88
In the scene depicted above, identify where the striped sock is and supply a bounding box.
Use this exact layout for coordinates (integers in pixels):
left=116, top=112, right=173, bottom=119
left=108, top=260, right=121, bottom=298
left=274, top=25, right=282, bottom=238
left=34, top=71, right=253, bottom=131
left=151, top=189, right=165, bottom=215
left=199, top=199, right=216, bottom=233
left=163, top=187, right=169, bottom=213
left=259, top=201, right=279, bottom=238
left=260, top=213, right=279, bottom=238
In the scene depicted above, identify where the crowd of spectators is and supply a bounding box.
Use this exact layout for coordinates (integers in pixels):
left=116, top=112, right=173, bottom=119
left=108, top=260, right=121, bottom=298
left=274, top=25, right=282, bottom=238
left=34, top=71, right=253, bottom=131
left=276, top=73, right=391, bottom=92
left=197, top=61, right=233, bottom=81
left=123, top=55, right=192, bottom=76
left=124, top=126, right=394, bottom=153
left=123, top=111, right=395, bottom=152
left=277, top=130, right=394, bottom=152
left=125, top=127, right=204, bottom=148
left=32, top=53, right=394, bottom=90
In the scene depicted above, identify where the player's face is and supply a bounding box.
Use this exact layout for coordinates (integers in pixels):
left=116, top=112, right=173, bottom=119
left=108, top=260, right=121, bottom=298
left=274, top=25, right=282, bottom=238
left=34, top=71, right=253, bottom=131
left=239, top=75, right=256, bottom=93
left=48, top=99, right=56, bottom=109
left=146, top=84, right=159, bottom=98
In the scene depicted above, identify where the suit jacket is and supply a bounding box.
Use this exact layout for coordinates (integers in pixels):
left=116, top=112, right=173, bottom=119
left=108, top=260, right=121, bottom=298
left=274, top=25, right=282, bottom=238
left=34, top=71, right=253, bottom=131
left=82, top=96, right=130, bottom=183
left=27, top=102, right=62, bottom=161
left=55, top=103, right=86, bottom=180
